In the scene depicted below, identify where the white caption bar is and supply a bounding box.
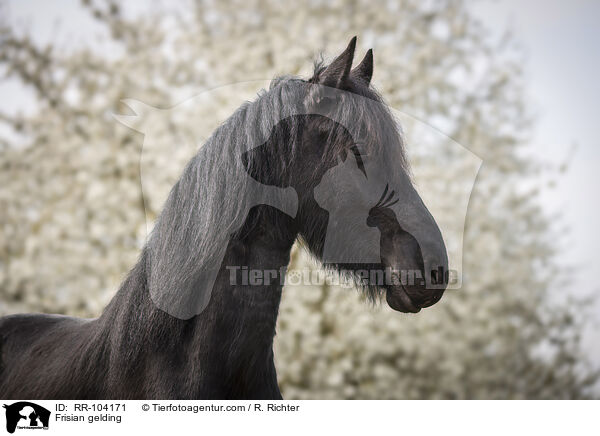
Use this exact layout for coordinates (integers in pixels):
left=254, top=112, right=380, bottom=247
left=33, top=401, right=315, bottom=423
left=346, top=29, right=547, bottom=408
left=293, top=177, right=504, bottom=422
left=0, top=400, right=595, bottom=436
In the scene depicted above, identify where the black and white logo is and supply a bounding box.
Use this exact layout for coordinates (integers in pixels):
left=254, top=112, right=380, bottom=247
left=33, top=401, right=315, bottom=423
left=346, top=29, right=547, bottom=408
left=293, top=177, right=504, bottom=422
left=3, top=402, right=50, bottom=433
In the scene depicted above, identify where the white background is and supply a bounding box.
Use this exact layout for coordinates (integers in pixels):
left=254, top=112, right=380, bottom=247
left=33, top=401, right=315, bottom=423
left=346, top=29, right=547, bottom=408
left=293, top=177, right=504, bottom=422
left=1, top=400, right=597, bottom=436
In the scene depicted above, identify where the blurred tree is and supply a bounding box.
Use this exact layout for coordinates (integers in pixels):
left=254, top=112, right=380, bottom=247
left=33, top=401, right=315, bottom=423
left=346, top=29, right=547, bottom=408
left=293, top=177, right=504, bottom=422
left=0, top=0, right=596, bottom=398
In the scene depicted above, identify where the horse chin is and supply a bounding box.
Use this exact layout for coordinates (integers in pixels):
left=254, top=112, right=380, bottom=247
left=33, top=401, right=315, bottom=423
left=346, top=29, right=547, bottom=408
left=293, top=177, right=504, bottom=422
left=385, top=286, right=421, bottom=313
left=385, top=282, right=446, bottom=313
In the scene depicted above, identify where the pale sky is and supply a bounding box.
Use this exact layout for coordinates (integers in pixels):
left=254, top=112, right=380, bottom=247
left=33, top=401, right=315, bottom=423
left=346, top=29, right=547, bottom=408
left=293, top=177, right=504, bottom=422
left=472, top=0, right=600, bottom=364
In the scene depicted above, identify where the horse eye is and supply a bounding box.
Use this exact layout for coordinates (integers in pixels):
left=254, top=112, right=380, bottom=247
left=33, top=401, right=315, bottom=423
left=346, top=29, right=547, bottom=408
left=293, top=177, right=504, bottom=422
left=350, top=144, right=369, bottom=159
left=349, top=144, right=368, bottom=177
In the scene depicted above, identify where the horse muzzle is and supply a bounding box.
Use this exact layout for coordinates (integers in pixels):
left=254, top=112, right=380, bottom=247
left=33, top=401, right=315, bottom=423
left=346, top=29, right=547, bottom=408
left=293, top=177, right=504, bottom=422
left=382, top=228, right=448, bottom=314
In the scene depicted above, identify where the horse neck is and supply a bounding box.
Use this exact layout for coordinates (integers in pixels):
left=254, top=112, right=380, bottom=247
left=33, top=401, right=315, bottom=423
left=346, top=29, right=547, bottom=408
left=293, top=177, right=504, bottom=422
left=207, top=206, right=298, bottom=351
left=98, top=206, right=297, bottom=396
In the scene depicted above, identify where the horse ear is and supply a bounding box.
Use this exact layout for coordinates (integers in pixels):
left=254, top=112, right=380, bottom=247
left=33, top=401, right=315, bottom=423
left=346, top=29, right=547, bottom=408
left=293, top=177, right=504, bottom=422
left=351, top=49, right=373, bottom=85
left=320, top=36, right=357, bottom=88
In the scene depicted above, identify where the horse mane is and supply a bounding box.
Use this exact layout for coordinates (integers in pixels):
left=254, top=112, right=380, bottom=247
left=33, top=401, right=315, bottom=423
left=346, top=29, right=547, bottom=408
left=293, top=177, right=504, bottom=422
left=145, top=76, right=304, bottom=318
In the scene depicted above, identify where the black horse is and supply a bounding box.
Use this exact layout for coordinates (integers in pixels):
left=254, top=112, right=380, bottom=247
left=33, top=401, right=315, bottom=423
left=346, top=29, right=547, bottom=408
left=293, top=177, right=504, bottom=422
left=0, top=37, right=448, bottom=399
